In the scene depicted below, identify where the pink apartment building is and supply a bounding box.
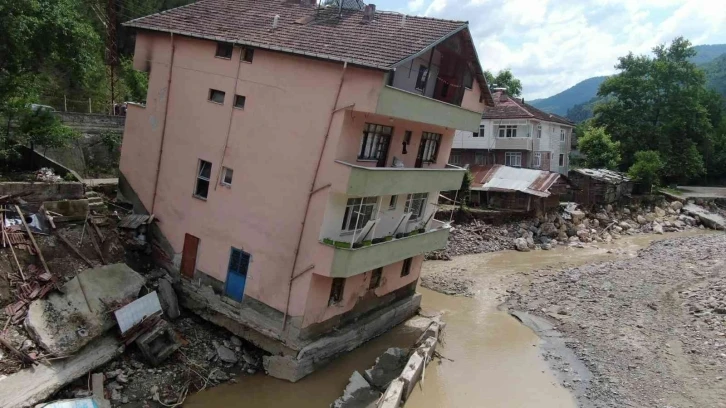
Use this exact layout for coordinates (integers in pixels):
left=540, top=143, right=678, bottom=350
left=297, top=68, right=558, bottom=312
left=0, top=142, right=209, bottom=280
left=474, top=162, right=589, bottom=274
left=120, top=0, right=492, bottom=381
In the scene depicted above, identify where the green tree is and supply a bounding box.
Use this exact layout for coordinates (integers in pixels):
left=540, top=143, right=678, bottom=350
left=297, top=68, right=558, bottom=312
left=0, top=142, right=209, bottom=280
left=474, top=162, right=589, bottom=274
left=628, top=151, right=664, bottom=191
left=594, top=37, right=717, bottom=183
left=577, top=126, right=621, bottom=169
left=485, top=69, right=523, bottom=97
left=17, top=107, right=79, bottom=152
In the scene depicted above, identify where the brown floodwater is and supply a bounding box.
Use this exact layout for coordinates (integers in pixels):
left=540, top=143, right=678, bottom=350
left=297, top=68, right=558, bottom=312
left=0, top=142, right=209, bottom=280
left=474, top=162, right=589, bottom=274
left=185, top=230, right=711, bottom=407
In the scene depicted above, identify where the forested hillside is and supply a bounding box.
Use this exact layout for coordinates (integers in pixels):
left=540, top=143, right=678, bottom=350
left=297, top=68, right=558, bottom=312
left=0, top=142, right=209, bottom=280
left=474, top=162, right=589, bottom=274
left=528, top=76, right=607, bottom=116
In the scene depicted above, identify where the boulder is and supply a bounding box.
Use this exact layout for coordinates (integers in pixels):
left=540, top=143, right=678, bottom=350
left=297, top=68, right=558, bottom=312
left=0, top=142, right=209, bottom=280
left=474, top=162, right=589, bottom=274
left=619, top=221, right=631, bottom=230
left=645, top=213, right=656, bottom=223
left=670, top=201, right=684, bottom=211
left=653, top=223, right=664, bottom=235
left=602, top=232, right=613, bottom=243
left=654, top=207, right=666, bottom=218
left=216, top=345, right=238, bottom=364
left=595, top=212, right=609, bottom=222
left=541, top=243, right=553, bottom=250
left=569, top=210, right=586, bottom=224
left=592, top=219, right=600, bottom=228
left=558, top=231, right=568, bottom=241
left=540, top=222, right=558, bottom=238
left=576, top=230, right=591, bottom=242
left=636, top=215, right=647, bottom=225
left=613, top=225, right=623, bottom=233
left=157, top=279, right=180, bottom=320
left=622, top=208, right=631, bottom=215
left=514, top=238, right=530, bottom=252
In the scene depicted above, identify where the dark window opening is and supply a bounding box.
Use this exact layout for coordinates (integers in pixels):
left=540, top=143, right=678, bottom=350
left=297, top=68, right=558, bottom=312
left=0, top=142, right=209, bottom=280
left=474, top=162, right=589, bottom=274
left=215, top=42, right=233, bottom=59
left=441, top=82, right=449, bottom=97
left=194, top=160, right=212, bottom=199
left=329, top=278, right=345, bottom=305
left=234, top=95, right=246, bottom=109
left=401, top=258, right=412, bottom=277
left=242, top=47, right=255, bottom=63
left=209, top=89, right=225, bottom=104
left=415, top=64, right=429, bottom=91
left=463, top=69, right=473, bottom=89
left=419, top=132, right=441, bottom=163
left=221, top=167, right=233, bottom=186
left=358, top=123, right=393, bottom=162
left=389, top=195, right=397, bottom=210
left=369, top=268, right=382, bottom=290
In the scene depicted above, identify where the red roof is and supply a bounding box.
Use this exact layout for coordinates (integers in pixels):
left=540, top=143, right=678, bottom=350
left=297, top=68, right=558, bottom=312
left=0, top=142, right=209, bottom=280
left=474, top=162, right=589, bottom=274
left=482, top=91, right=574, bottom=126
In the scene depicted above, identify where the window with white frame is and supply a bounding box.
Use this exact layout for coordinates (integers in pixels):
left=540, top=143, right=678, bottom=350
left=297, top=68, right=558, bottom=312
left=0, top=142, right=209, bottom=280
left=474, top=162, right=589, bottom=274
left=505, top=152, right=522, bottom=167
left=221, top=167, right=233, bottom=186
left=498, top=125, right=518, bottom=138
left=559, top=154, right=565, bottom=167
left=533, top=152, right=542, bottom=168
left=536, top=125, right=542, bottom=139
left=475, top=152, right=486, bottom=165
left=341, top=197, right=377, bottom=232
left=560, top=129, right=566, bottom=142
left=448, top=152, right=461, bottom=165
left=404, top=193, right=428, bottom=220
left=358, top=123, right=393, bottom=161
left=420, top=132, right=441, bottom=163
left=474, top=124, right=485, bottom=138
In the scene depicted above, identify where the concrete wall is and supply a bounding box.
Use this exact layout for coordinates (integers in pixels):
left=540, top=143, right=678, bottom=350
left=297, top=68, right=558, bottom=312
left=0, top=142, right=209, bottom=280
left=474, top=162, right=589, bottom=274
left=0, top=182, right=84, bottom=204
left=56, top=112, right=125, bottom=135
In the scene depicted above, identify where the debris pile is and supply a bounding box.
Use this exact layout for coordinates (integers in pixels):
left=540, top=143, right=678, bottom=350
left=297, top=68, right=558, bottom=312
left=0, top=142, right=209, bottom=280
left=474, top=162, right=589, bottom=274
left=428, top=199, right=718, bottom=260
left=35, top=168, right=62, bottom=183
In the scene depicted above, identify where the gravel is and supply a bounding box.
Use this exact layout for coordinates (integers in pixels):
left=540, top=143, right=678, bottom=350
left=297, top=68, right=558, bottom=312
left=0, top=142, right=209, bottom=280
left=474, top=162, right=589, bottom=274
left=506, top=233, right=726, bottom=408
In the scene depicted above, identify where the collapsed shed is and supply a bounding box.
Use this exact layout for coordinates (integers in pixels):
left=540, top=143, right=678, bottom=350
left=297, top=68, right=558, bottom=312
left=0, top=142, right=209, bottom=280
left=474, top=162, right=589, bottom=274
left=568, top=168, right=633, bottom=206
left=468, top=165, right=574, bottom=214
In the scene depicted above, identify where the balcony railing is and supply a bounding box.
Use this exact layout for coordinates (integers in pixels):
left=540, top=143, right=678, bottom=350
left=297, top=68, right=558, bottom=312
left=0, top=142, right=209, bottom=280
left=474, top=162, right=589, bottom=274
left=494, top=137, right=533, bottom=150
left=319, top=220, right=451, bottom=278
left=333, top=161, right=465, bottom=197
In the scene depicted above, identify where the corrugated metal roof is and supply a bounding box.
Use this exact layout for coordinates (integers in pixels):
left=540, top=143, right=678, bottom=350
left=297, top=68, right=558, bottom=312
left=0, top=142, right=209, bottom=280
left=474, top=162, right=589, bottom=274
left=572, top=168, right=631, bottom=184
left=469, top=165, right=564, bottom=197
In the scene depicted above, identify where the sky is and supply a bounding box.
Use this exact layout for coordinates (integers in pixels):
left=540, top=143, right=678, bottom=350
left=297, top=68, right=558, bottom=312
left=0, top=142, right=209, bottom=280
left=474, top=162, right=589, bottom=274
left=376, top=0, right=726, bottom=99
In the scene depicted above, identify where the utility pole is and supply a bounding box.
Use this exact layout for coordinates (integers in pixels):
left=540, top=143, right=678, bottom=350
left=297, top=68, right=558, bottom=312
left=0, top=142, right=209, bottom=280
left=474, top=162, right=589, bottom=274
left=105, top=0, right=120, bottom=115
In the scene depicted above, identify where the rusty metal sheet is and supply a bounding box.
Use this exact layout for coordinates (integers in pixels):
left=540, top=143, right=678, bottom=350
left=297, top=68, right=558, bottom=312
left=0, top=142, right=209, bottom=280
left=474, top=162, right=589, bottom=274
left=119, top=214, right=150, bottom=229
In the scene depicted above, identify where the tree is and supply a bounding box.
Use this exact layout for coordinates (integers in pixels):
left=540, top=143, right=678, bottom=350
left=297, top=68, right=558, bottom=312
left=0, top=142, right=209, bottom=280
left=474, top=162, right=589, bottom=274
left=17, top=107, right=79, bottom=152
left=485, top=69, right=523, bottom=97
left=593, top=37, right=717, bottom=183
left=628, top=151, right=664, bottom=191
left=577, top=126, right=621, bottom=169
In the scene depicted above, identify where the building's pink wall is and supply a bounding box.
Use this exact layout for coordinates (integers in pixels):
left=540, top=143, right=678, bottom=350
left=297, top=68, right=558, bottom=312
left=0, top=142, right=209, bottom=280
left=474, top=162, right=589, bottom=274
left=302, top=255, right=423, bottom=327
left=461, top=78, right=486, bottom=113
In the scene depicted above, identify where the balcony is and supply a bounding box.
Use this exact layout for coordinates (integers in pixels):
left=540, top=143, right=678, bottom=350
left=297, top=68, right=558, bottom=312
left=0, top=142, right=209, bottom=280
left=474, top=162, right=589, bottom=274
left=334, top=161, right=465, bottom=197
left=494, top=137, right=533, bottom=150
left=375, top=86, right=482, bottom=132
left=321, top=221, right=451, bottom=278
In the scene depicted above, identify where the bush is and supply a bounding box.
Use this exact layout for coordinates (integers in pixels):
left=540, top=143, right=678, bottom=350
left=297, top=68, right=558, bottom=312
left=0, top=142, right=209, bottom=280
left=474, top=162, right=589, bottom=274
left=628, top=150, right=664, bottom=191
left=578, top=126, right=621, bottom=169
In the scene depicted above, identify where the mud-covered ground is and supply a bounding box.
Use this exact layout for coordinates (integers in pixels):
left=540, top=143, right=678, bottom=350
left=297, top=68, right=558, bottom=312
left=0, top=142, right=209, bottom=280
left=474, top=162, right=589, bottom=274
left=507, top=234, right=726, bottom=408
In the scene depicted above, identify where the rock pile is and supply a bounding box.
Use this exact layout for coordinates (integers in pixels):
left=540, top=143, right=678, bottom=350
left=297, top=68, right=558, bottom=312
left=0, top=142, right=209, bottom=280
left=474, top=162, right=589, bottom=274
left=420, top=267, right=475, bottom=297
left=428, top=200, right=711, bottom=259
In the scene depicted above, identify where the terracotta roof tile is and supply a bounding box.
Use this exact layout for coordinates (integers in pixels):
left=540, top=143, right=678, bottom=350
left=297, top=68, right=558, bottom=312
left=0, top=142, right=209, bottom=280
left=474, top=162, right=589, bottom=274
left=483, top=91, right=574, bottom=126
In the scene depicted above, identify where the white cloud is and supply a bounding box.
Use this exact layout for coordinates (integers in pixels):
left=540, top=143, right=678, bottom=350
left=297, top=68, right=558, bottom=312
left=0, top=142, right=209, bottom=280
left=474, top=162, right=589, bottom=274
left=407, top=0, right=726, bottom=99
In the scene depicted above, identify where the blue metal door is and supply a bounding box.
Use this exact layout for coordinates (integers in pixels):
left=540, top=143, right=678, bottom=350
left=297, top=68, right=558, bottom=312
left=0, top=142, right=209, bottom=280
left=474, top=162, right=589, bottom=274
left=225, top=248, right=250, bottom=302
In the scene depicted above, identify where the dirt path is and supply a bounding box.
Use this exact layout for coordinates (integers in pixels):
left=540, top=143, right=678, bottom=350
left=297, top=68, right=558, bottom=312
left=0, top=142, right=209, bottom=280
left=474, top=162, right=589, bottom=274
left=506, top=233, right=726, bottom=408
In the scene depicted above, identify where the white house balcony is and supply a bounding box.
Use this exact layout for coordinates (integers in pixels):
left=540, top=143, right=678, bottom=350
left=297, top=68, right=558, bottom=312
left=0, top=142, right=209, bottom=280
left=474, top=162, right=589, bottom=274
left=494, top=137, right=533, bottom=150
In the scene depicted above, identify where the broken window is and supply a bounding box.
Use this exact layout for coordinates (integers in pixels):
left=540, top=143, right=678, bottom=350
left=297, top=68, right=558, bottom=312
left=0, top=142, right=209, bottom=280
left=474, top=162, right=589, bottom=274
left=194, top=160, right=212, bottom=199
left=242, top=47, right=255, bottom=63
left=404, top=193, right=428, bottom=220
left=401, top=258, right=412, bottom=277
left=234, top=95, right=246, bottom=109
left=209, top=89, right=225, bottom=104
left=505, top=152, right=522, bottom=167
left=358, top=123, right=393, bottom=161
left=329, top=278, right=345, bottom=305
left=221, top=167, right=233, bottom=186
left=341, top=197, right=377, bottom=231
left=415, top=64, right=429, bottom=91
left=420, top=132, right=441, bottom=163
left=498, top=125, right=518, bottom=138
left=389, top=195, right=397, bottom=210
left=369, top=268, right=382, bottom=290
left=215, top=42, right=233, bottom=59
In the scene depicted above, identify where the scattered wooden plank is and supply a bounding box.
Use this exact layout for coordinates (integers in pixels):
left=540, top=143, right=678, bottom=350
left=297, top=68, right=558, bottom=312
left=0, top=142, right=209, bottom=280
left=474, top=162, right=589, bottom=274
left=55, top=233, right=94, bottom=268
left=43, top=210, right=56, bottom=230
left=14, top=205, right=51, bottom=278
left=91, top=220, right=104, bottom=242
left=3, top=228, right=25, bottom=282
left=86, top=222, right=107, bottom=265
left=0, top=336, right=36, bottom=365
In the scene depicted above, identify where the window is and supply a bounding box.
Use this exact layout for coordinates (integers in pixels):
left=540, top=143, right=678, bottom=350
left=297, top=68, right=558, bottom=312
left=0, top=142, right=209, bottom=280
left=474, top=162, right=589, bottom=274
left=498, top=125, right=518, bottom=138
left=420, top=132, right=441, bottom=163
left=536, top=125, right=542, bottom=139
left=208, top=89, right=225, bottom=104
left=215, top=42, right=233, bottom=59
left=389, top=195, right=398, bottom=210
left=221, top=167, right=233, bottom=186
left=329, top=278, right=345, bottom=305
left=533, top=152, right=542, bottom=168
left=194, top=160, right=212, bottom=199
left=341, top=197, right=377, bottom=232
left=224, top=248, right=250, bottom=301
left=463, top=69, right=473, bottom=89
left=475, top=124, right=485, bottom=138
left=560, top=129, right=566, bottom=142
left=359, top=123, right=393, bottom=161
left=415, top=64, right=429, bottom=91
left=559, top=154, right=565, bottom=167
left=234, top=95, right=246, bottom=109
left=401, top=258, right=412, bottom=277
left=241, top=47, right=254, bottom=63
left=475, top=152, right=486, bottom=165
left=369, top=268, right=382, bottom=290
left=448, top=153, right=461, bottom=166
left=505, top=152, right=522, bottom=167
left=404, top=193, right=428, bottom=220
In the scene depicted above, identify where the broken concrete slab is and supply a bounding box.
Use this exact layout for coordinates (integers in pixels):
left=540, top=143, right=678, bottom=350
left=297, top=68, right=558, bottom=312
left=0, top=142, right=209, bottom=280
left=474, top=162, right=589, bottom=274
left=135, top=319, right=181, bottom=366
left=363, top=347, right=409, bottom=390
left=157, top=279, right=180, bottom=320
left=377, top=378, right=404, bottom=408
left=684, top=204, right=725, bottom=230
left=331, top=371, right=381, bottom=408
left=0, top=334, right=123, bottom=408
left=25, top=264, right=145, bottom=356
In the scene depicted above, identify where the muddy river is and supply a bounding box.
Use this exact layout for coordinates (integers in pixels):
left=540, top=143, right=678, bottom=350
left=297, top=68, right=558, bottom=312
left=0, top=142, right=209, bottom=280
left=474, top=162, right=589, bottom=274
left=185, top=230, right=710, bottom=407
